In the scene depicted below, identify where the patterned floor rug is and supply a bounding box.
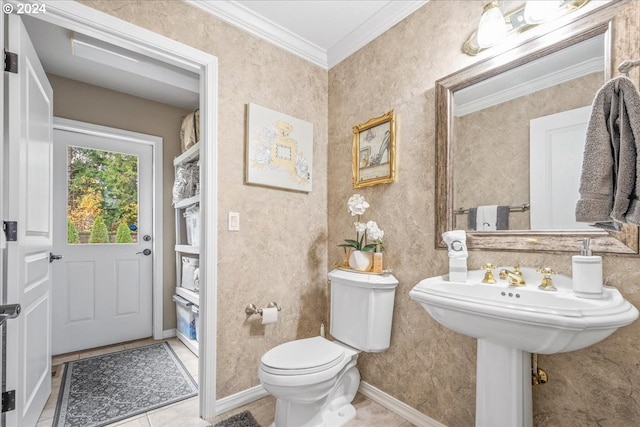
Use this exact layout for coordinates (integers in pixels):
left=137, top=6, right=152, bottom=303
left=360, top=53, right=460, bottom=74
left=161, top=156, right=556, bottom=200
left=213, top=410, right=261, bottom=427
left=53, top=342, right=198, bottom=427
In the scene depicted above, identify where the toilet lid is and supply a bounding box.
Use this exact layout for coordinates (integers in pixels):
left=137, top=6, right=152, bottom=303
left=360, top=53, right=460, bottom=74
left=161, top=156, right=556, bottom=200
left=261, top=336, right=345, bottom=375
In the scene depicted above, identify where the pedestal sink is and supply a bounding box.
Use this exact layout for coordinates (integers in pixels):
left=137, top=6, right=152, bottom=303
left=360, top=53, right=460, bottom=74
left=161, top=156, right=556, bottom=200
left=409, top=266, right=638, bottom=427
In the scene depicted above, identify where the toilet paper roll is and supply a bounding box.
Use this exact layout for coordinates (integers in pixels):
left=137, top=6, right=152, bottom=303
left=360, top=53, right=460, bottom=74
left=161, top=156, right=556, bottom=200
left=261, top=307, right=278, bottom=325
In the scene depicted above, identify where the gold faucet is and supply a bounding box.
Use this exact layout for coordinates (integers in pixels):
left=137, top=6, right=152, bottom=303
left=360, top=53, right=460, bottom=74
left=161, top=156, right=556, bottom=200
left=499, top=265, right=526, bottom=286
left=481, top=263, right=496, bottom=284
left=537, top=267, right=557, bottom=291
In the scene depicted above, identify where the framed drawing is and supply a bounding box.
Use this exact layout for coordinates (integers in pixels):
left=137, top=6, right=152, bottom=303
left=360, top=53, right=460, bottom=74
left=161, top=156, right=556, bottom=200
left=245, top=103, right=313, bottom=192
left=352, top=110, right=396, bottom=188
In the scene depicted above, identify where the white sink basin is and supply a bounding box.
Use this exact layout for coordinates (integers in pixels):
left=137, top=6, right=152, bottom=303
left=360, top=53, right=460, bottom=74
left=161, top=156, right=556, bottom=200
left=409, top=266, right=638, bottom=354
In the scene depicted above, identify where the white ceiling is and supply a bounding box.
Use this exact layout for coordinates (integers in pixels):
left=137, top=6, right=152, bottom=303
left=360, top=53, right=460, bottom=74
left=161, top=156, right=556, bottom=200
left=188, top=0, right=428, bottom=69
left=22, top=15, right=201, bottom=110
left=20, top=1, right=427, bottom=110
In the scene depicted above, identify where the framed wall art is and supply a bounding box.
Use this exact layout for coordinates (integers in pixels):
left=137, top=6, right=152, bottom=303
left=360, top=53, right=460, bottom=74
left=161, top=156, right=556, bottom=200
left=245, top=103, right=313, bottom=193
left=352, top=110, right=396, bottom=188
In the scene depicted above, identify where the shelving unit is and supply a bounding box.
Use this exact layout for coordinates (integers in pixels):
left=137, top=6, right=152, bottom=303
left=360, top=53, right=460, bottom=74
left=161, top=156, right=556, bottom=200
left=176, top=329, right=199, bottom=354
left=173, top=141, right=200, bottom=355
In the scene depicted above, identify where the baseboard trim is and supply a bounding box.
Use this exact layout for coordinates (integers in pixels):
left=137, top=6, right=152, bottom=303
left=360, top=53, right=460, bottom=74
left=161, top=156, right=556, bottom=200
left=358, top=381, right=447, bottom=427
left=162, top=329, right=177, bottom=339
left=210, top=379, right=445, bottom=425
left=215, top=385, right=269, bottom=415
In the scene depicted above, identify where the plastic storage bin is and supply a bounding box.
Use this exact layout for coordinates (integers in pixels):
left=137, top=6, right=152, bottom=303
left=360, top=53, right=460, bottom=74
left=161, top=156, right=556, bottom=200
left=181, top=256, right=199, bottom=291
left=191, top=305, right=200, bottom=342
left=184, top=204, right=200, bottom=247
left=173, top=295, right=196, bottom=339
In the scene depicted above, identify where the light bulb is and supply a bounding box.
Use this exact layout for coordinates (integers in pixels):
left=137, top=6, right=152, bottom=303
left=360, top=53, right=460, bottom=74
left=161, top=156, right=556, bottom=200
left=524, top=0, right=564, bottom=24
left=476, top=1, right=508, bottom=49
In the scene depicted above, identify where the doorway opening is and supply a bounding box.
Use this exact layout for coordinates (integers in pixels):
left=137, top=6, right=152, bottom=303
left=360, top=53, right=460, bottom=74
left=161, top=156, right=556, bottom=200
left=2, top=2, right=218, bottom=423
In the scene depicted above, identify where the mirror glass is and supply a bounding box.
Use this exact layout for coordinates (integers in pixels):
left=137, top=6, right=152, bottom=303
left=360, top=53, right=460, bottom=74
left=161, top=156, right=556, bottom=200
left=435, top=5, right=639, bottom=254
left=452, top=34, right=604, bottom=232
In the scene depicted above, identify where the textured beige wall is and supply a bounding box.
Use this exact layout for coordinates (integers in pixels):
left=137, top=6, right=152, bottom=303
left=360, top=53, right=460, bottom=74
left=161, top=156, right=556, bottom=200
left=454, top=72, right=602, bottom=231
left=78, top=0, right=329, bottom=399
left=48, top=73, right=190, bottom=331
left=329, top=1, right=640, bottom=427
left=76, top=0, right=640, bottom=425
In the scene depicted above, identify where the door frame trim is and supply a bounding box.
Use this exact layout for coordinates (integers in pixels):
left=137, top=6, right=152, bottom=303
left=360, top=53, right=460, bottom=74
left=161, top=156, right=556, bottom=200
left=4, top=1, right=220, bottom=419
left=53, top=117, right=163, bottom=346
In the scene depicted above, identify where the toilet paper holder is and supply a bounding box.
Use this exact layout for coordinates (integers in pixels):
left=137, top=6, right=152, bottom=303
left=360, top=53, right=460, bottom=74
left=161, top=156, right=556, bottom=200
left=245, top=301, right=281, bottom=316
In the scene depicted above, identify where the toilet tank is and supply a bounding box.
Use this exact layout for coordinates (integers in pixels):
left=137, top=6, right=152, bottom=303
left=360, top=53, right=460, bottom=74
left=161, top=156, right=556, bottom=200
left=328, top=269, right=398, bottom=353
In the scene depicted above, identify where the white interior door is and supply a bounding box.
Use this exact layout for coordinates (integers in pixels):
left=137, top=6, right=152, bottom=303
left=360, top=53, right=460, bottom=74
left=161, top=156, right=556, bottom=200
left=51, top=124, right=154, bottom=355
left=530, top=106, right=593, bottom=230
left=3, top=14, right=53, bottom=427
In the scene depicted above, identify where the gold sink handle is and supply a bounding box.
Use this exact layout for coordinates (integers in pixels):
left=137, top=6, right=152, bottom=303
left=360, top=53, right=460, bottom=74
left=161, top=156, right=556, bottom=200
left=537, top=267, right=558, bottom=291
left=481, top=263, right=496, bottom=284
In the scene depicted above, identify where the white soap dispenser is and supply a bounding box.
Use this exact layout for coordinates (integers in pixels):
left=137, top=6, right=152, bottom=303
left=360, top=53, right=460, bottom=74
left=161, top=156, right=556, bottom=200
left=572, top=238, right=603, bottom=299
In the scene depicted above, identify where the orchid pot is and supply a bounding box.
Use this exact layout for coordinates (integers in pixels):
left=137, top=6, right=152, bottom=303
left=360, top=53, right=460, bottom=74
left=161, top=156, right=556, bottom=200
left=339, top=194, right=386, bottom=272
left=349, top=250, right=373, bottom=271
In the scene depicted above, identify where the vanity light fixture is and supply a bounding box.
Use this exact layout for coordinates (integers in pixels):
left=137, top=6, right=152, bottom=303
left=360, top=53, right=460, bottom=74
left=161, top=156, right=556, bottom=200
left=476, top=1, right=508, bottom=49
left=463, top=0, right=590, bottom=56
left=524, top=0, right=565, bottom=24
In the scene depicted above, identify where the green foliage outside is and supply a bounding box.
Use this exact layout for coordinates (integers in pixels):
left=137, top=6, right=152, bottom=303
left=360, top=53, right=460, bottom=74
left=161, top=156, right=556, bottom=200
left=88, top=216, right=109, bottom=243
left=67, top=146, right=138, bottom=237
left=67, top=219, right=80, bottom=244
left=115, top=221, right=133, bottom=243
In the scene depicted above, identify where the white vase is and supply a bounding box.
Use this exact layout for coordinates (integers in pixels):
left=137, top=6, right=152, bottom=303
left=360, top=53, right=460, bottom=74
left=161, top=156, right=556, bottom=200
left=349, top=250, right=372, bottom=271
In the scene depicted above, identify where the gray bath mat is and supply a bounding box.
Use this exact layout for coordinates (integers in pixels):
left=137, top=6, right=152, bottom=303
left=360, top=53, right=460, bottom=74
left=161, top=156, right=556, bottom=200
left=213, top=410, right=261, bottom=427
left=53, top=342, right=198, bottom=427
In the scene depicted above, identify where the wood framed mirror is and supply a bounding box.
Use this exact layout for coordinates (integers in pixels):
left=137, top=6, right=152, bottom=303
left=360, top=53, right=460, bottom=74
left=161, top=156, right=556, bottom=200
left=435, top=1, right=638, bottom=254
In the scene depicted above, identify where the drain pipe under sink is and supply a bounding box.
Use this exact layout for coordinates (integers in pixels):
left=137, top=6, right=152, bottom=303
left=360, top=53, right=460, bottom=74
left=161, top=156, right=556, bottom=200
left=532, top=353, right=548, bottom=385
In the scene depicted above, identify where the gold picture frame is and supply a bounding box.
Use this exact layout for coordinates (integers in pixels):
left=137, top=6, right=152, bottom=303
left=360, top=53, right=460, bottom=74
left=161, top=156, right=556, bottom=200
left=352, top=110, right=396, bottom=188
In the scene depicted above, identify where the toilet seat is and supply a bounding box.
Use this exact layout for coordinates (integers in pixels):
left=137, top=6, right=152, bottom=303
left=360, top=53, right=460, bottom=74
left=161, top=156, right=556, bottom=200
left=261, top=337, right=346, bottom=376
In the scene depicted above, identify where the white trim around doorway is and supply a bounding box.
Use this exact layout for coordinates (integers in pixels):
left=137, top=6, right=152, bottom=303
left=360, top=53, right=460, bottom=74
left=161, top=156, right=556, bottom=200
left=27, top=1, right=220, bottom=419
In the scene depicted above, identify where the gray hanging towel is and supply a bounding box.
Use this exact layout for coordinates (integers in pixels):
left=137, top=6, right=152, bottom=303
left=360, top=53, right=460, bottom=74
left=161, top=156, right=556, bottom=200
left=575, top=76, right=640, bottom=230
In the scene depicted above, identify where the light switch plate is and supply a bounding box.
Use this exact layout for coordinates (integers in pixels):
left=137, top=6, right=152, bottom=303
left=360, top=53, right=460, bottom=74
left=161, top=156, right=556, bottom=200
left=228, top=212, right=240, bottom=231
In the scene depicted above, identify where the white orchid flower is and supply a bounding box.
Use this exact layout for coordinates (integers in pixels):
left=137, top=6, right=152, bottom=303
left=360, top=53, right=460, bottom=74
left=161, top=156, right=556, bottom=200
left=366, top=221, right=384, bottom=242
left=347, top=194, right=369, bottom=216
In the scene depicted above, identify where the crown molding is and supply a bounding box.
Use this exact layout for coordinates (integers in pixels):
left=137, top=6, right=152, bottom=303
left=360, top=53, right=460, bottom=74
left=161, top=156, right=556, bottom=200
left=186, top=1, right=428, bottom=70
left=186, top=0, right=327, bottom=68
left=327, top=1, right=427, bottom=68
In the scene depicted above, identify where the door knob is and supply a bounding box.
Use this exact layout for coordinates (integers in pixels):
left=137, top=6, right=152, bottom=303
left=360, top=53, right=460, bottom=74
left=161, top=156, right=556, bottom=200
left=0, top=304, right=20, bottom=327
left=49, top=253, right=63, bottom=263
left=136, top=249, right=152, bottom=256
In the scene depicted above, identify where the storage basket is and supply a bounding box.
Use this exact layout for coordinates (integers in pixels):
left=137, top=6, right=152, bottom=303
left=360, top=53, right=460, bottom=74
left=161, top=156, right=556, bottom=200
left=173, top=295, right=196, bottom=339
left=191, top=305, right=200, bottom=342
left=181, top=256, right=199, bottom=290
left=184, top=204, right=200, bottom=247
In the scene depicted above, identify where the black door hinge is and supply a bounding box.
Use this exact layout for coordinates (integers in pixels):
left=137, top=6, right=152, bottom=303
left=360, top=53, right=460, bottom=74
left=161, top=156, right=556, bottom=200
left=2, top=390, right=15, bottom=413
left=3, top=221, right=17, bottom=242
left=4, top=50, right=17, bottom=74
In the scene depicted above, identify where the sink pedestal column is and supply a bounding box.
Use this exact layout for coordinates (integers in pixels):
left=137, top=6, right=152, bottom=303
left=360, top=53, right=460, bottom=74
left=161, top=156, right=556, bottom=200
left=476, top=339, right=532, bottom=427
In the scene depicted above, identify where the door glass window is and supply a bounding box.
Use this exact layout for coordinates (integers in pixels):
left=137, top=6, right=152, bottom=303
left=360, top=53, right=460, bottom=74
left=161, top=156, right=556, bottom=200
left=67, top=146, right=139, bottom=244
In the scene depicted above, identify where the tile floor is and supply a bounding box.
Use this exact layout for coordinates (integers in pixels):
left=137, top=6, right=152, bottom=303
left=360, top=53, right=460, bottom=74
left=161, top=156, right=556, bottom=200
left=37, top=338, right=415, bottom=427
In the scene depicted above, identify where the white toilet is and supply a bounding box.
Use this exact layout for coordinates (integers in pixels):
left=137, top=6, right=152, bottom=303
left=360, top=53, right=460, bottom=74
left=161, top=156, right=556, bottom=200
left=258, top=269, right=398, bottom=427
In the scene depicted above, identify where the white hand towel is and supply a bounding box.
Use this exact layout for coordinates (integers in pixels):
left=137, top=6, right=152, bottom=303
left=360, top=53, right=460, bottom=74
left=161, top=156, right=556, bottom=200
left=477, top=205, right=498, bottom=231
